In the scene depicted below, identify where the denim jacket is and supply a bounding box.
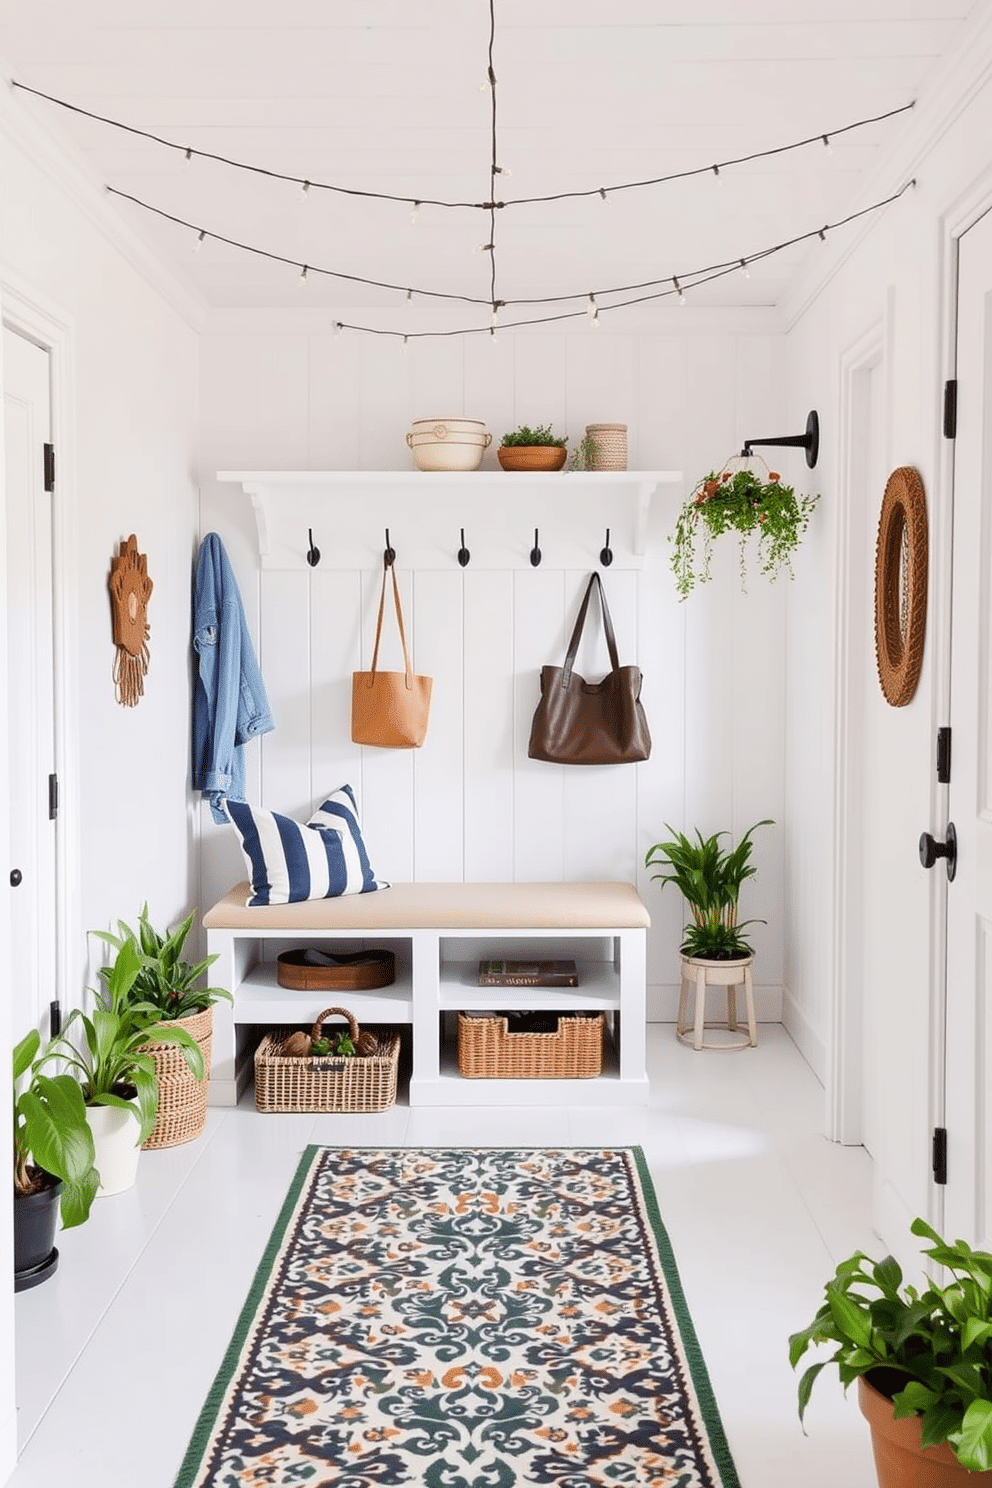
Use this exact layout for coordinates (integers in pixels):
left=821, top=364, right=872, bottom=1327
left=192, top=533, right=274, bottom=823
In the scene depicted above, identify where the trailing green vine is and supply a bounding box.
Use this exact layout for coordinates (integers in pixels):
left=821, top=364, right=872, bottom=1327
left=670, top=466, right=819, bottom=600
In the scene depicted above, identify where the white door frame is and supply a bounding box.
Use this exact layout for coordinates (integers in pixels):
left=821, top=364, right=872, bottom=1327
left=0, top=273, right=79, bottom=1017
left=827, top=315, right=889, bottom=1145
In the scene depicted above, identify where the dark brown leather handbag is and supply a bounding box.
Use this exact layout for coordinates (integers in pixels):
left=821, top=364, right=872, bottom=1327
left=528, top=572, right=651, bottom=765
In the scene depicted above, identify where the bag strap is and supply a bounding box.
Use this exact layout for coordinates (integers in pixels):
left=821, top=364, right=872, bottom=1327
left=368, top=560, right=415, bottom=688
left=562, top=572, right=621, bottom=685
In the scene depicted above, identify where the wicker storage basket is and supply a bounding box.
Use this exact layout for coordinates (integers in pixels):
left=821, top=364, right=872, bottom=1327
left=585, top=423, right=628, bottom=471
left=255, top=1007, right=400, bottom=1113
left=457, top=1011, right=604, bottom=1079
left=141, top=1006, right=213, bottom=1150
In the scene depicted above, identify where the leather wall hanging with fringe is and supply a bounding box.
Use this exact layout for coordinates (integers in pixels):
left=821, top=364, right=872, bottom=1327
left=108, top=533, right=152, bottom=707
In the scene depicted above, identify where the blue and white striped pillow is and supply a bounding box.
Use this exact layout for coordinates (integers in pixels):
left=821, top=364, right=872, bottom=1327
left=225, top=785, right=388, bottom=907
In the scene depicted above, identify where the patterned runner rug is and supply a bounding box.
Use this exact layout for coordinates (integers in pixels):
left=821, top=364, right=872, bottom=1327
left=175, top=1146, right=740, bottom=1487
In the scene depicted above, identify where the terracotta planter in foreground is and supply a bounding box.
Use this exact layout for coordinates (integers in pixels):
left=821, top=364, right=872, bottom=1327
left=858, top=1375, right=992, bottom=1486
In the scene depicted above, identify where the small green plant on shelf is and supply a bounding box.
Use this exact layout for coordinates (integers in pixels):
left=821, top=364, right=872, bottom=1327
left=500, top=424, right=568, bottom=448
left=569, top=431, right=600, bottom=470
left=644, top=819, right=772, bottom=960
left=670, top=462, right=819, bottom=600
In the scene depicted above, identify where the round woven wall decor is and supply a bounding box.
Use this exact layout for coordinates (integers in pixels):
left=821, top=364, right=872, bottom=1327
left=874, top=465, right=928, bottom=708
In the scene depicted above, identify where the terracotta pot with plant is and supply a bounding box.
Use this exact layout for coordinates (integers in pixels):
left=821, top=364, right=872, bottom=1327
left=93, top=904, right=231, bottom=1149
left=498, top=423, right=568, bottom=471
left=790, top=1216, right=992, bottom=1484
left=670, top=458, right=819, bottom=600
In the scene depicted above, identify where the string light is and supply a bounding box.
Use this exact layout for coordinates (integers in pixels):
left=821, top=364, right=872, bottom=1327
left=712, top=165, right=722, bottom=183
left=673, top=276, right=685, bottom=305
left=818, top=227, right=827, bottom=241
left=406, top=288, right=413, bottom=303
left=739, top=258, right=750, bottom=278
left=822, top=134, right=833, bottom=153
left=587, top=294, right=597, bottom=319
left=410, top=201, right=420, bottom=225
left=490, top=301, right=502, bottom=327
left=11, top=81, right=915, bottom=215
left=300, top=180, right=311, bottom=198
left=298, top=264, right=309, bottom=288
left=193, top=229, right=206, bottom=253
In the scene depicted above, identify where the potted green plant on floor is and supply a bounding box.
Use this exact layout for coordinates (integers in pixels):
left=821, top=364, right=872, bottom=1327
left=498, top=423, right=568, bottom=471
left=790, top=1216, right=992, bottom=1483
left=13, top=1027, right=99, bottom=1289
left=46, top=937, right=203, bottom=1193
left=670, top=462, right=819, bottom=600
left=93, top=905, right=231, bottom=1149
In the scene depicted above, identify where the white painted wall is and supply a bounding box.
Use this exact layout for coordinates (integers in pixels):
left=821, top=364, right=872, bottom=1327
left=197, top=310, right=792, bottom=1023
left=0, top=98, right=200, bottom=1478
left=781, top=21, right=992, bottom=1246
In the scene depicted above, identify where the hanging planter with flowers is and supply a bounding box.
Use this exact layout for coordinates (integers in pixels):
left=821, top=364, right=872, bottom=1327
left=669, top=456, right=819, bottom=601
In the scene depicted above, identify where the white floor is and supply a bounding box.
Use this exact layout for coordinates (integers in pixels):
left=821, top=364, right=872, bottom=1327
left=10, top=1024, right=880, bottom=1488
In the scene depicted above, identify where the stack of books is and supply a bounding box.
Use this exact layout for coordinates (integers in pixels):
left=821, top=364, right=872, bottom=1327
left=477, top=958, right=579, bottom=987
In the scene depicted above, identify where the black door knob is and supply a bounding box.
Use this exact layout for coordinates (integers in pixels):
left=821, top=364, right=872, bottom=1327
left=9, top=868, right=22, bottom=887
left=919, top=823, right=957, bottom=882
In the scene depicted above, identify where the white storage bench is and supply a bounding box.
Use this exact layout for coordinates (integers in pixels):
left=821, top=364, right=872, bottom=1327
left=203, top=881, right=650, bottom=1107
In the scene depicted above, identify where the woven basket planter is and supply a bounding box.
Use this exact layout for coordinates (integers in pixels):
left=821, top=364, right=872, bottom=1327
left=458, top=1011, right=604, bottom=1079
left=255, top=1008, right=400, bottom=1113
left=140, top=1006, right=213, bottom=1150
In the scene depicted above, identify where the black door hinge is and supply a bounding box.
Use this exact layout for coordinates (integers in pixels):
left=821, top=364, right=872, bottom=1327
left=49, top=1000, right=61, bottom=1039
left=944, top=380, right=958, bottom=439
left=43, top=442, right=55, bottom=492
left=933, top=1126, right=948, bottom=1185
left=48, top=772, right=58, bottom=821
left=937, top=727, right=952, bottom=784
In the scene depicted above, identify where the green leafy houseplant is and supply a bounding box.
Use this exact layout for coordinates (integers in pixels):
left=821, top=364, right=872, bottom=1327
left=644, top=819, right=772, bottom=959
left=569, top=431, right=600, bottom=470
left=500, top=423, right=568, bottom=448
left=45, top=938, right=204, bottom=1147
left=13, top=1028, right=99, bottom=1228
left=670, top=465, right=819, bottom=600
left=93, top=904, right=232, bottom=1022
left=789, top=1216, right=992, bottom=1473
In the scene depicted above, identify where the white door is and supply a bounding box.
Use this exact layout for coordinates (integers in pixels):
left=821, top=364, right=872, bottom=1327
left=4, top=325, right=57, bottom=1041
left=944, top=205, right=992, bottom=1246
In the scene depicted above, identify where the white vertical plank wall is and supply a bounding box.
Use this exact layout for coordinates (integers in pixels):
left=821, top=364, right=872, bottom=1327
left=197, top=319, right=789, bottom=1022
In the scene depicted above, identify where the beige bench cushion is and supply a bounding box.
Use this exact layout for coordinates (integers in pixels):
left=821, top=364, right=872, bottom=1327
left=203, top=881, right=650, bottom=932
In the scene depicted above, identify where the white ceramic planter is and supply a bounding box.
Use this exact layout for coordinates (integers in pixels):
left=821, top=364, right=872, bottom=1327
left=406, top=417, right=491, bottom=471
left=86, top=1101, right=142, bottom=1196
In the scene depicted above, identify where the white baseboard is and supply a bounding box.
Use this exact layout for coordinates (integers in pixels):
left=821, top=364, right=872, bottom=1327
left=782, top=984, right=827, bottom=1083
left=647, top=981, right=784, bottom=1024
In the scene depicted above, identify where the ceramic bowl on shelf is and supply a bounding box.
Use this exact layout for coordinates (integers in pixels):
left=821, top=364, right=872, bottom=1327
left=497, top=445, right=568, bottom=472
left=406, top=417, right=491, bottom=472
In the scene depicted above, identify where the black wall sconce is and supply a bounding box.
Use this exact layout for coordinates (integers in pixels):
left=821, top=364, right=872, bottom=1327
left=742, top=408, right=819, bottom=470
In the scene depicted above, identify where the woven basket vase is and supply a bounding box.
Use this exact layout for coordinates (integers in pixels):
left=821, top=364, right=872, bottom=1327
left=140, top=1006, right=213, bottom=1150
left=585, top=423, right=628, bottom=471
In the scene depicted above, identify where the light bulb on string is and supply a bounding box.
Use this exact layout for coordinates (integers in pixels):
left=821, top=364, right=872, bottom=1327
left=599, top=187, right=607, bottom=202
left=298, top=265, right=309, bottom=289
left=184, top=146, right=193, bottom=162
left=818, top=226, right=828, bottom=242
left=477, top=241, right=495, bottom=255
left=587, top=294, right=599, bottom=326
left=822, top=134, right=833, bottom=154
left=402, top=334, right=410, bottom=351
left=490, top=302, right=501, bottom=328
left=192, top=229, right=206, bottom=254
left=405, top=288, right=413, bottom=305
left=712, top=164, right=722, bottom=185
left=410, top=201, right=420, bottom=225
left=300, top=180, right=311, bottom=199
left=494, top=164, right=512, bottom=178
left=673, top=276, right=685, bottom=305
left=739, top=258, right=750, bottom=279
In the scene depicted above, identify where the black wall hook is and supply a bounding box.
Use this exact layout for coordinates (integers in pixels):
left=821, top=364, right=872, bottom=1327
left=530, top=528, right=542, bottom=567
left=306, top=528, right=321, bottom=567
left=600, top=528, right=614, bottom=567
left=457, top=528, right=471, bottom=567
left=384, top=528, right=396, bottom=567
left=742, top=408, right=819, bottom=469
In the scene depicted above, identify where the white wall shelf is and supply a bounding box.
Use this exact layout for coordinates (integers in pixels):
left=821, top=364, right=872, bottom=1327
left=217, top=469, right=683, bottom=567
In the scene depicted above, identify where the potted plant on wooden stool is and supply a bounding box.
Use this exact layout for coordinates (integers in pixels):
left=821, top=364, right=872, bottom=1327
left=93, top=904, right=231, bottom=1149
left=790, top=1216, right=992, bottom=1483
left=644, top=818, right=772, bottom=1049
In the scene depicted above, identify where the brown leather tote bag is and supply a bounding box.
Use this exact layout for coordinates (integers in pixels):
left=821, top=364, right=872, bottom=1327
left=528, top=572, right=651, bottom=765
left=351, top=561, right=432, bottom=748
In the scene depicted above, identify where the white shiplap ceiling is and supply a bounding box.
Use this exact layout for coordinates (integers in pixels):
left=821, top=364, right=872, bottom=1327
left=0, top=1, right=979, bottom=332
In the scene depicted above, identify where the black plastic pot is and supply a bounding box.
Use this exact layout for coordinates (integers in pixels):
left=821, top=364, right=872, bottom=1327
left=14, top=1174, right=62, bottom=1292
